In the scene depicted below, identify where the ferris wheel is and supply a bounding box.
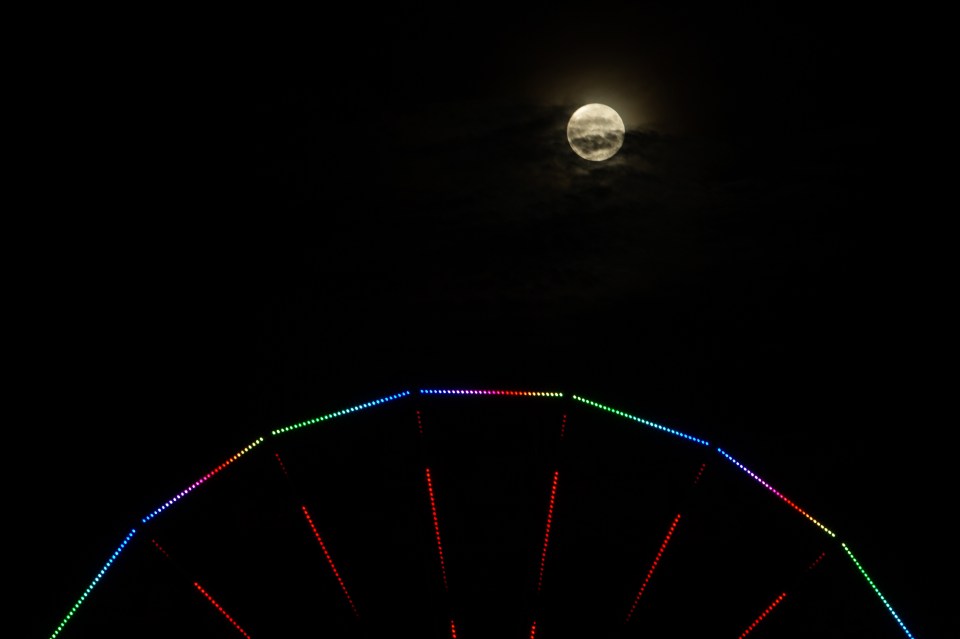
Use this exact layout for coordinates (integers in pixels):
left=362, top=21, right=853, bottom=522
left=47, top=388, right=917, bottom=638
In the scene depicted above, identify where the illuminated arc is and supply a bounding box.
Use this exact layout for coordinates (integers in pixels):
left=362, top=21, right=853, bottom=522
left=47, top=387, right=916, bottom=639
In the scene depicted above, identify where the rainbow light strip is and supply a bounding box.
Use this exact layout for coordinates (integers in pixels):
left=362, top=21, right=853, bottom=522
left=537, top=470, right=560, bottom=592
left=425, top=467, right=449, bottom=590
left=716, top=448, right=835, bottom=537
left=737, top=592, right=787, bottom=638
left=419, top=389, right=563, bottom=397
left=271, top=391, right=411, bottom=435
left=193, top=581, right=253, bottom=638
left=625, top=513, right=682, bottom=623
left=842, top=543, right=915, bottom=639
left=142, top=438, right=265, bottom=522
left=48, top=528, right=137, bottom=639
left=301, top=505, right=359, bottom=618
left=571, top=395, right=710, bottom=446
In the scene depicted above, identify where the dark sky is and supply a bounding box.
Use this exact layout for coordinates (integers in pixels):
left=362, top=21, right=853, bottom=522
left=20, top=4, right=947, bottom=638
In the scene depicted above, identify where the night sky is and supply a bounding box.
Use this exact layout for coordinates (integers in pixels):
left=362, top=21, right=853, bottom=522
left=20, top=4, right=947, bottom=638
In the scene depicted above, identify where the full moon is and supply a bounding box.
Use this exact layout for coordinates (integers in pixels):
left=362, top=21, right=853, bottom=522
left=566, top=103, right=625, bottom=161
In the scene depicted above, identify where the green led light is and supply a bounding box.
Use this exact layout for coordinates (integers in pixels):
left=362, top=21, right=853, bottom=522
left=272, top=391, right=412, bottom=436
left=49, top=529, right=137, bottom=639
left=841, top=543, right=914, bottom=638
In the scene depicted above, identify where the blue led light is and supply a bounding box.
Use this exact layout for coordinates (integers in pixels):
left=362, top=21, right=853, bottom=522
left=571, top=395, right=710, bottom=446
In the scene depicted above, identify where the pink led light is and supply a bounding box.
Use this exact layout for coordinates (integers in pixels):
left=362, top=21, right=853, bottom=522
left=193, top=581, right=253, bottom=639
left=560, top=413, right=567, bottom=440
left=529, top=619, right=537, bottom=638
left=737, top=592, right=787, bottom=638
left=142, top=438, right=264, bottom=522
left=301, top=505, right=359, bottom=618
left=625, top=513, right=682, bottom=623
left=416, top=409, right=424, bottom=437
left=425, top=468, right=449, bottom=590
left=450, top=619, right=458, bottom=638
left=537, top=470, right=560, bottom=592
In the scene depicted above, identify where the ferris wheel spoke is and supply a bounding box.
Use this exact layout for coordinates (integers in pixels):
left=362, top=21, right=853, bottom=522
left=415, top=407, right=459, bottom=637
left=526, top=410, right=567, bottom=636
